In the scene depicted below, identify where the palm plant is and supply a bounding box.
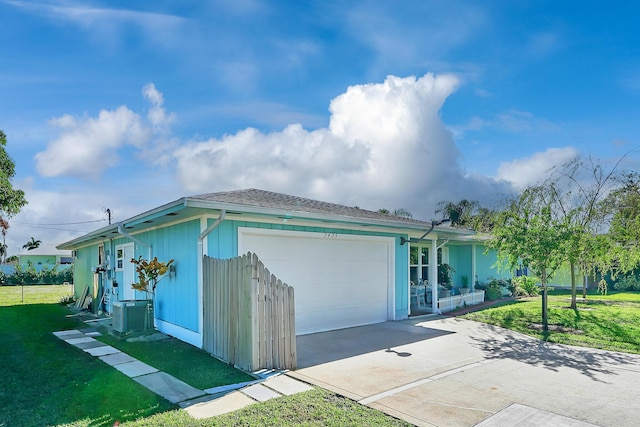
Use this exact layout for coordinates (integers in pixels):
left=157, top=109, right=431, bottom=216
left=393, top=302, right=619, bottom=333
left=22, top=237, right=41, bottom=251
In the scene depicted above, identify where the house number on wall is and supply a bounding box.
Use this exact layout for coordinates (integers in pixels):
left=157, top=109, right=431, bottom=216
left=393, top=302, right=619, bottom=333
left=323, top=233, right=338, bottom=239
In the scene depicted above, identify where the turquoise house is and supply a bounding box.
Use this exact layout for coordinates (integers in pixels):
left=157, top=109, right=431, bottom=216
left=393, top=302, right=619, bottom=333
left=58, top=189, right=504, bottom=348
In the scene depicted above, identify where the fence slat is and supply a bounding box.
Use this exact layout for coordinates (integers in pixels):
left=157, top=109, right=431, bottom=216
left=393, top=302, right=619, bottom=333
left=202, top=252, right=296, bottom=371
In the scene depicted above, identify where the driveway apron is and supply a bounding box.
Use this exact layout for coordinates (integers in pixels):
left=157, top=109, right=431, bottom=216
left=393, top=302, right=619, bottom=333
left=290, top=317, right=640, bottom=427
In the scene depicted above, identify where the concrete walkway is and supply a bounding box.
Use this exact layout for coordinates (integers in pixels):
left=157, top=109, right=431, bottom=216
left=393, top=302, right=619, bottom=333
left=53, top=329, right=312, bottom=419
left=291, top=317, right=640, bottom=427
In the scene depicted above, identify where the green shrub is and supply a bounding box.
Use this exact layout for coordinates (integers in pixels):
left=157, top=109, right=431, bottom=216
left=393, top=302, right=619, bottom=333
left=511, top=275, right=539, bottom=297
left=59, top=294, right=76, bottom=305
left=613, top=273, right=640, bottom=291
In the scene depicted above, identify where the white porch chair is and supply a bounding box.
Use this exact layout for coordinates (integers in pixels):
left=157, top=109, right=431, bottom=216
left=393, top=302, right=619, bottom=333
left=410, top=284, right=426, bottom=308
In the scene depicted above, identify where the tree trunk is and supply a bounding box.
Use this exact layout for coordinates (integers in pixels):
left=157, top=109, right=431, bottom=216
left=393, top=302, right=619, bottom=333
left=582, top=274, right=588, bottom=299
left=541, top=269, right=549, bottom=332
left=570, top=261, right=577, bottom=310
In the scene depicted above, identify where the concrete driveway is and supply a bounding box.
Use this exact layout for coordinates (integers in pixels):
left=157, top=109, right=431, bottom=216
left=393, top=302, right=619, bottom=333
left=289, top=317, right=640, bottom=427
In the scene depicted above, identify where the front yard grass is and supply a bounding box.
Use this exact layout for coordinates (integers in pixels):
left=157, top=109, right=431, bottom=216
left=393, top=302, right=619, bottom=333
left=0, top=285, right=175, bottom=427
left=119, top=387, right=412, bottom=427
left=96, top=333, right=255, bottom=389
left=2, top=285, right=412, bottom=427
left=462, top=291, right=640, bottom=354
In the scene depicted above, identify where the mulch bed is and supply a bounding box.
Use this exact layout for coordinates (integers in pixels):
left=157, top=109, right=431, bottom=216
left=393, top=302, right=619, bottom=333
left=445, top=297, right=516, bottom=316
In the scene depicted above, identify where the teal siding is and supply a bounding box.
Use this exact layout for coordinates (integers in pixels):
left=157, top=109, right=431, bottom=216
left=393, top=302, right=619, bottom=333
left=475, top=244, right=509, bottom=283
left=207, top=220, right=236, bottom=259
left=395, top=236, right=409, bottom=319
left=132, top=219, right=200, bottom=332
left=73, top=245, right=100, bottom=298
left=449, top=245, right=472, bottom=290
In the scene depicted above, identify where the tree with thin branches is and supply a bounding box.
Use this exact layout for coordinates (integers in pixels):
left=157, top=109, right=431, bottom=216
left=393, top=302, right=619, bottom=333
left=487, top=186, right=571, bottom=331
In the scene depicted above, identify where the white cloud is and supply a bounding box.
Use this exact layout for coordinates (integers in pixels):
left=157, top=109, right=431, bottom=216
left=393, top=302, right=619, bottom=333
left=142, top=82, right=175, bottom=129
left=35, top=83, right=176, bottom=178
left=173, top=73, right=511, bottom=219
left=496, top=147, right=579, bottom=190
left=4, top=0, right=187, bottom=48
left=35, top=106, right=150, bottom=178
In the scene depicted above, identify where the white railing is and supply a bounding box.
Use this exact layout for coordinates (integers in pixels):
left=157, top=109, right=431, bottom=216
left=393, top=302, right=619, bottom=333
left=437, top=290, right=485, bottom=313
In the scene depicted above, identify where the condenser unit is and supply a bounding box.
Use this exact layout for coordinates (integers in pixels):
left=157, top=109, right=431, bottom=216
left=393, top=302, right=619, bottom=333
left=111, top=300, right=152, bottom=333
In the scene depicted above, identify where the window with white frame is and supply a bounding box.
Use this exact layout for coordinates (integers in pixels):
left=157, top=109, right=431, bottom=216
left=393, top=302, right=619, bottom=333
left=115, top=246, right=125, bottom=271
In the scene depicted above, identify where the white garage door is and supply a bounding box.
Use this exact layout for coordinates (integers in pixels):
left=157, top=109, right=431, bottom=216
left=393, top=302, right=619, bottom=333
left=238, top=227, right=394, bottom=335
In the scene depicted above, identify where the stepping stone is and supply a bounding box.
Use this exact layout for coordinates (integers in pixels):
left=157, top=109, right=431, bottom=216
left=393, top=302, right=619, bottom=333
left=133, top=372, right=204, bottom=403
left=264, top=375, right=313, bottom=396
left=85, top=345, right=120, bottom=357
left=74, top=340, right=108, bottom=350
left=65, top=336, right=98, bottom=345
left=241, top=384, right=281, bottom=402
left=182, top=391, right=256, bottom=419
left=53, top=330, right=84, bottom=339
left=58, top=332, right=87, bottom=340
left=204, top=380, right=258, bottom=395
left=84, top=331, right=102, bottom=337
left=99, top=352, right=137, bottom=366
left=114, top=360, right=158, bottom=377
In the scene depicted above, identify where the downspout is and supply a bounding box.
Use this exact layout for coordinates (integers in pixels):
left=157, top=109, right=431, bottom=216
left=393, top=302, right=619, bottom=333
left=436, top=239, right=449, bottom=250
left=197, top=210, right=226, bottom=348
left=199, top=210, right=227, bottom=243
left=117, top=222, right=152, bottom=260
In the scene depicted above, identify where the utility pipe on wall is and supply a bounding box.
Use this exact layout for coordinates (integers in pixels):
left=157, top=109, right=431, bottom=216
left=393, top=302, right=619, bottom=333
left=117, top=222, right=152, bottom=260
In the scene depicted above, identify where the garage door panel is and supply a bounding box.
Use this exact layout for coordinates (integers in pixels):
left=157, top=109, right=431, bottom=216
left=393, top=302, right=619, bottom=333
left=239, top=228, right=393, bottom=335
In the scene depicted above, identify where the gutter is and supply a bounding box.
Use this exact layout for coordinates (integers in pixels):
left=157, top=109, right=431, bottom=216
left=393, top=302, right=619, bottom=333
left=400, top=219, right=451, bottom=245
left=117, top=222, right=152, bottom=260
left=199, top=210, right=227, bottom=242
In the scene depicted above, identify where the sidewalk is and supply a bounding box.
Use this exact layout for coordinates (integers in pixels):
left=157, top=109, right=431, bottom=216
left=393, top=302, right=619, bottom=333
left=53, top=328, right=313, bottom=419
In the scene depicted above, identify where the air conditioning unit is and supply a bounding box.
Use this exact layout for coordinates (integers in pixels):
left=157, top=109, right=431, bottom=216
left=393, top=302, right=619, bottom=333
left=111, top=300, right=152, bottom=333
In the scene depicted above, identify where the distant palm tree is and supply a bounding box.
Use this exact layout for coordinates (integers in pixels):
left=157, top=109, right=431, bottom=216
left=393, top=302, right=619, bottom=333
left=23, top=237, right=42, bottom=251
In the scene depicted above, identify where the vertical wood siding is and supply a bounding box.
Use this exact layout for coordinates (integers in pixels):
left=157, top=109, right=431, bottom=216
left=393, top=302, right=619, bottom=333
left=203, top=252, right=296, bottom=371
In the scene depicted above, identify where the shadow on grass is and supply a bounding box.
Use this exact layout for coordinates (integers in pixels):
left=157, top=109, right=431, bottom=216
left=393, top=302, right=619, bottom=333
left=468, top=321, right=640, bottom=383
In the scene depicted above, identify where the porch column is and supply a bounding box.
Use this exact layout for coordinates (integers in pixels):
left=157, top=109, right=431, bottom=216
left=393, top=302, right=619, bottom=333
left=471, top=243, right=477, bottom=291
left=430, top=238, right=438, bottom=313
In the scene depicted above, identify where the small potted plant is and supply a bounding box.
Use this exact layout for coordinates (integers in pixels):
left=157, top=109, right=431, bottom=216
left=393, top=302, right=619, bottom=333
left=460, top=275, right=470, bottom=295
left=438, top=263, right=455, bottom=297
left=131, top=256, right=174, bottom=330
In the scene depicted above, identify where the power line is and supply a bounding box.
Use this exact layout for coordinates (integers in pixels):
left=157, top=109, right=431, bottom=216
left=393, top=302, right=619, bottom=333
left=13, top=219, right=107, bottom=226
left=11, top=224, right=93, bottom=233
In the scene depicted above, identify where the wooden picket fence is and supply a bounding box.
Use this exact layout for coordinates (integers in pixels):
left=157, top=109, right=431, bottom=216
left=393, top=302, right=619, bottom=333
left=202, top=252, right=296, bottom=371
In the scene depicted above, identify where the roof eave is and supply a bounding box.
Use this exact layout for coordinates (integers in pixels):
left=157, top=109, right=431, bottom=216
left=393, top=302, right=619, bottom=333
left=184, top=198, right=435, bottom=232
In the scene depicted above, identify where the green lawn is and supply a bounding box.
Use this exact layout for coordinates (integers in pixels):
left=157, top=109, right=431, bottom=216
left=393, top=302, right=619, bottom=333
left=0, top=285, right=175, bottom=427
left=1, top=285, right=411, bottom=427
left=96, top=334, right=255, bottom=390
left=462, top=291, right=640, bottom=354
left=119, top=388, right=412, bottom=427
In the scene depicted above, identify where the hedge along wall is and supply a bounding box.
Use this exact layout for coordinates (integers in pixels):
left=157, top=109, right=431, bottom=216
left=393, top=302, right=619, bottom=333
left=0, top=262, right=73, bottom=285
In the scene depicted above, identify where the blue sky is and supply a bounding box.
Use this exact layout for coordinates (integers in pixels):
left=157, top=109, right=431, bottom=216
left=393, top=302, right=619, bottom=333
left=1, top=0, right=640, bottom=254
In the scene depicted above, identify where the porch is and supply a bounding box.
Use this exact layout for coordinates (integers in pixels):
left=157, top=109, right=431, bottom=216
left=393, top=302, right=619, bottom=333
left=408, top=238, right=492, bottom=316
left=410, top=285, right=486, bottom=315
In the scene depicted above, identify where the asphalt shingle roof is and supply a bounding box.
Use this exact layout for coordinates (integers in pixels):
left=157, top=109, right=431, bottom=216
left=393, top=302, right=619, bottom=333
left=190, top=188, right=431, bottom=226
